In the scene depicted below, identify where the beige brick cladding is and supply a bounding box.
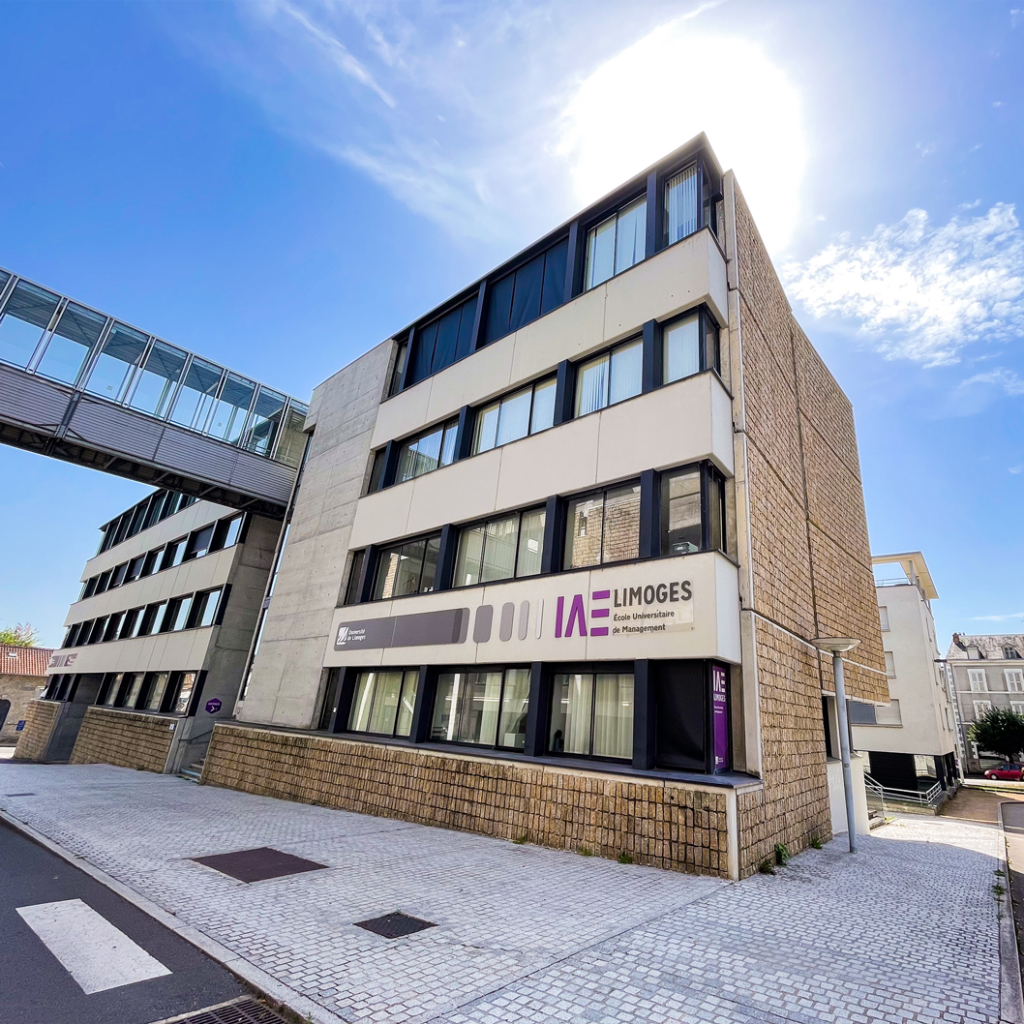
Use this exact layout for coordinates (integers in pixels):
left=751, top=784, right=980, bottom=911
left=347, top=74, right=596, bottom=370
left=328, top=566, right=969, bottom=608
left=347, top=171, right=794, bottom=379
left=70, top=707, right=175, bottom=773
left=13, top=699, right=59, bottom=762
left=730, top=177, right=887, bottom=865
left=203, top=724, right=738, bottom=878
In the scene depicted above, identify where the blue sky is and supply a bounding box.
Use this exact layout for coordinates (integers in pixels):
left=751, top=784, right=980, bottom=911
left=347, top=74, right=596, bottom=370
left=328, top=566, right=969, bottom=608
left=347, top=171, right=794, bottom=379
left=1, top=1, right=1021, bottom=649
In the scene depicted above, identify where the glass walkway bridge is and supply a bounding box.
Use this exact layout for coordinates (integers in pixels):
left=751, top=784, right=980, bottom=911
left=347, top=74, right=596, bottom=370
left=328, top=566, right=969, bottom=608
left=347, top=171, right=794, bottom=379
left=0, top=266, right=307, bottom=517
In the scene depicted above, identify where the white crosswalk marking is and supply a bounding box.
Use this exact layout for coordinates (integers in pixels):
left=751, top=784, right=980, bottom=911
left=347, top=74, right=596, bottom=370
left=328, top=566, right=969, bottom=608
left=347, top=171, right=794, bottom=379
left=17, top=898, right=171, bottom=994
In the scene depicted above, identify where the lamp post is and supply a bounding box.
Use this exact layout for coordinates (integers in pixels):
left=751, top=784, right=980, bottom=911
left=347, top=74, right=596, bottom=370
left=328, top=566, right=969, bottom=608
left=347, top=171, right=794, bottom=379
left=812, top=637, right=861, bottom=853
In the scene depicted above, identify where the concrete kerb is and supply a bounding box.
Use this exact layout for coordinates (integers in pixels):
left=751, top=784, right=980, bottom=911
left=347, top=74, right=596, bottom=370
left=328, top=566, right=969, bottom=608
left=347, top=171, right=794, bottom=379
left=997, top=801, right=1024, bottom=1024
left=0, top=806, right=346, bottom=1024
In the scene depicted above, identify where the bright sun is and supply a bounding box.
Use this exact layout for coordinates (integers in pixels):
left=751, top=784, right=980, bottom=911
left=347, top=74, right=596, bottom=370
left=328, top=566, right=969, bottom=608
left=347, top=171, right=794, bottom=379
left=557, top=20, right=807, bottom=254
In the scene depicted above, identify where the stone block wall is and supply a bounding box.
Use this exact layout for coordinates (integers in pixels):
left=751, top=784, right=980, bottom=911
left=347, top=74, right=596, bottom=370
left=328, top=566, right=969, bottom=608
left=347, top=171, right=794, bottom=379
left=13, top=700, right=60, bottom=761
left=0, top=674, right=46, bottom=744
left=204, top=724, right=735, bottom=877
left=70, top=707, right=175, bottom=773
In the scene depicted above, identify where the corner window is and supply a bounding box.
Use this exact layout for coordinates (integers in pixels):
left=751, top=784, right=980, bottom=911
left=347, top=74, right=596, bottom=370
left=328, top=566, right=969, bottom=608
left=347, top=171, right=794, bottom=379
left=396, top=420, right=459, bottom=485
left=575, top=339, right=642, bottom=417
left=664, top=165, right=698, bottom=246
left=430, top=668, right=531, bottom=750
left=349, top=670, right=419, bottom=738
left=473, top=377, right=555, bottom=454
left=661, top=467, right=700, bottom=555
left=549, top=672, right=634, bottom=760
left=454, top=508, right=546, bottom=588
left=564, top=483, right=640, bottom=569
left=662, top=309, right=720, bottom=384
left=372, top=535, right=441, bottom=600
left=212, top=515, right=243, bottom=550
left=585, top=197, right=646, bottom=290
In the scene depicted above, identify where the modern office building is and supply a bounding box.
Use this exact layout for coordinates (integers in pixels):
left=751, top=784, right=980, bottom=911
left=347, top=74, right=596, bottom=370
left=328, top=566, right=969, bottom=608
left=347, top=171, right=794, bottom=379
left=194, top=134, right=887, bottom=879
left=850, top=553, right=960, bottom=800
left=0, top=644, right=52, bottom=746
left=948, top=632, right=1024, bottom=773
left=15, top=489, right=278, bottom=772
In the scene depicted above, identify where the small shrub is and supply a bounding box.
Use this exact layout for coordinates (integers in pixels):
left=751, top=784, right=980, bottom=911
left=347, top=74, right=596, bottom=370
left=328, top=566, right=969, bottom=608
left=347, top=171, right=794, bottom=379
left=617, top=851, right=634, bottom=864
left=810, top=837, right=823, bottom=850
left=774, top=842, right=790, bottom=866
left=758, top=858, right=776, bottom=875
left=513, top=833, right=529, bottom=845
left=995, top=869, right=1006, bottom=877
left=578, top=846, right=593, bottom=857
left=994, top=883, right=1007, bottom=899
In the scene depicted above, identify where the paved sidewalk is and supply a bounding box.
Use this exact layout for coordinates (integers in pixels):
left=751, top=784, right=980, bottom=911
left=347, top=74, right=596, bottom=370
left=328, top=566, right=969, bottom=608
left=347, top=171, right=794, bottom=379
left=0, top=764, right=1007, bottom=1024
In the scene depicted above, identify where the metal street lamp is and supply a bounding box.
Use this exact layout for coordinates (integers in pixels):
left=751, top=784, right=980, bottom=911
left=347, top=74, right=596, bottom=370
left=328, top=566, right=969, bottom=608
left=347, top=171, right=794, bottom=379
left=812, top=637, right=861, bottom=852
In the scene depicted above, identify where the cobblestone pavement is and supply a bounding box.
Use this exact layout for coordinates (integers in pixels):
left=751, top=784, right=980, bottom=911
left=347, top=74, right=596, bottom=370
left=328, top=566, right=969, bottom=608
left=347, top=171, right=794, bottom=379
left=0, top=764, right=1006, bottom=1024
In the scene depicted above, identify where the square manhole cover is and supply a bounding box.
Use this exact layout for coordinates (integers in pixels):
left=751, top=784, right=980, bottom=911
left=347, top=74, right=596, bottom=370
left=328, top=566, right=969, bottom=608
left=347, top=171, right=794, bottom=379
left=191, top=847, right=327, bottom=883
left=355, top=912, right=436, bottom=939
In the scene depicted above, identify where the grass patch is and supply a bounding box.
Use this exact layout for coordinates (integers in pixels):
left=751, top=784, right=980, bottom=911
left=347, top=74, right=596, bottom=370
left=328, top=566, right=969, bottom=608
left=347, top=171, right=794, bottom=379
left=617, top=851, right=634, bottom=864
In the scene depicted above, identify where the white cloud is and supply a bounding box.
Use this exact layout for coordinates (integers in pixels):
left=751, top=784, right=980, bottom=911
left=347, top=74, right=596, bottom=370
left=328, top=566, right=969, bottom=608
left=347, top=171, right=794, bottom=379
left=782, top=203, right=1024, bottom=365
left=969, top=612, right=1024, bottom=622
left=960, top=367, right=1024, bottom=396
left=160, top=2, right=807, bottom=250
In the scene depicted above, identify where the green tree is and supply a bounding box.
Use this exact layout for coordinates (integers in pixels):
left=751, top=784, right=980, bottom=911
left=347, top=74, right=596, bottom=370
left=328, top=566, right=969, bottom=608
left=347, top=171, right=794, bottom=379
left=969, top=708, right=1024, bottom=762
left=0, top=623, right=40, bottom=647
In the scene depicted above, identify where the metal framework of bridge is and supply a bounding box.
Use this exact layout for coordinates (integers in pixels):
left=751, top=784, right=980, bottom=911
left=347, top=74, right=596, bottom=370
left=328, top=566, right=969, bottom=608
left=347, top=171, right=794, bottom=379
left=0, top=266, right=307, bottom=517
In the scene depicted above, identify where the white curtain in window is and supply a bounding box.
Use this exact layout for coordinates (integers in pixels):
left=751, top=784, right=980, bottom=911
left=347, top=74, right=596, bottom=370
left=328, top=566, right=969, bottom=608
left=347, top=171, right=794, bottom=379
left=350, top=672, right=376, bottom=730
left=666, top=166, right=698, bottom=244
left=609, top=340, right=643, bottom=405
left=563, top=674, right=592, bottom=754
left=593, top=674, right=633, bottom=759
left=586, top=217, right=616, bottom=289
left=481, top=516, right=519, bottom=582
left=530, top=378, right=556, bottom=433
left=496, top=388, right=532, bottom=447
left=576, top=354, right=609, bottom=416
left=663, top=315, right=700, bottom=383
left=454, top=526, right=485, bottom=587
left=614, top=199, right=646, bottom=275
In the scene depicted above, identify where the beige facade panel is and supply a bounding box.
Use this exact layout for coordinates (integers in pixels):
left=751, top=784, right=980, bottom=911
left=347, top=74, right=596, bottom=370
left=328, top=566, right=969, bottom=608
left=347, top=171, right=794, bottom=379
left=49, top=628, right=214, bottom=676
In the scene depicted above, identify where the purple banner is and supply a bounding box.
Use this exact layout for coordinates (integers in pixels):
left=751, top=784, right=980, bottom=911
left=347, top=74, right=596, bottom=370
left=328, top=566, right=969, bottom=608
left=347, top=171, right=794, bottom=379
left=712, top=665, right=729, bottom=772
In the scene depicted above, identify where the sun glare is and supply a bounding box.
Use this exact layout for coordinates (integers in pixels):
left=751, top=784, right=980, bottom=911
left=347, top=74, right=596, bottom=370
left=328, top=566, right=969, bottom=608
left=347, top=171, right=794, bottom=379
left=558, top=21, right=807, bottom=253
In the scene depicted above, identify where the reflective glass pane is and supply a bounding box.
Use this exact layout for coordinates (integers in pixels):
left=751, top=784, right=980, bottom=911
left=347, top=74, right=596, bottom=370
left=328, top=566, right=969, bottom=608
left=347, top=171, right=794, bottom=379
left=397, top=426, right=443, bottom=482
left=614, top=198, right=646, bottom=275
left=666, top=166, right=698, bottom=244
left=550, top=674, right=592, bottom=755
left=609, top=339, right=642, bottom=405
left=122, top=674, right=144, bottom=708
left=349, top=672, right=375, bottom=730
left=85, top=323, right=148, bottom=402
left=275, top=403, right=308, bottom=467
left=36, top=302, right=106, bottom=384
left=173, top=672, right=197, bottom=714
left=170, top=597, right=192, bottom=632
left=662, top=468, right=701, bottom=554
left=575, top=353, right=609, bottom=416
left=509, top=253, right=544, bottom=331
left=432, top=307, right=460, bottom=373
left=585, top=216, right=616, bottom=290
left=101, top=674, right=123, bottom=707
left=498, top=668, right=530, bottom=749
left=197, top=589, right=221, bottom=627
left=431, top=673, right=460, bottom=741
left=420, top=536, right=440, bottom=593
left=243, top=387, right=286, bottom=455
left=454, top=525, right=485, bottom=587
left=473, top=402, right=499, bottom=454
left=496, top=387, right=531, bottom=447
left=530, top=378, right=556, bottom=434
left=593, top=673, right=633, bottom=759
left=145, top=672, right=170, bottom=711
left=664, top=315, right=700, bottom=383
left=0, top=281, right=60, bottom=367
left=458, top=670, right=503, bottom=744
left=481, top=515, right=518, bottom=583
left=367, top=671, right=403, bottom=734
left=602, top=484, right=640, bottom=563
left=440, top=420, right=459, bottom=467
left=395, top=671, right=419, bottom=737
left=565, top=494, right=604, bottom=569
left=171, top=357, right=222, bottom=432
left=516, top=508, right=545, bottom=577
left=207, top=373, right=255, bottom=443
left=454, top=296, right=477, bottom=361
left=129, top=340, right=187, bottom=417
left=541, top=239, right=568, bottom=315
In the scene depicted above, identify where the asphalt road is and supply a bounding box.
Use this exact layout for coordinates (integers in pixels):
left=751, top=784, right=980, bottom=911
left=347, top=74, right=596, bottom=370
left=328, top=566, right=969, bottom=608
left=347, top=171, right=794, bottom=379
left=0, top=817, right=246, bottom=1024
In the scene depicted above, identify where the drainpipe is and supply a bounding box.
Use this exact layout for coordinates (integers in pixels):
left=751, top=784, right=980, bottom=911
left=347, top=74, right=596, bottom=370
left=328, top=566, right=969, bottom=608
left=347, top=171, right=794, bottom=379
left=813, top=637, right=861, bottom=853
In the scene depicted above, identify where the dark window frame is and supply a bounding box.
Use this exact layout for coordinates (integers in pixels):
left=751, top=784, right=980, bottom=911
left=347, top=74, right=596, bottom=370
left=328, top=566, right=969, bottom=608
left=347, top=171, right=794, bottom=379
left=544, top=660, right=637, bottom=763
left=451, top=506, right=547, bottom=589
left=428, top=664, right=533, bottom=752
left=370, top=532, right=443, bottom=602
left=346, top=668, right=421, bottom=739
left=563, top=478, right=643, bottom=571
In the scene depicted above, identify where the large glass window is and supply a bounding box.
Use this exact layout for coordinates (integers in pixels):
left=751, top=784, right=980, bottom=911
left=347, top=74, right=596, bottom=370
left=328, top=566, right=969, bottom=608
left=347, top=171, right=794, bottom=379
left=120, top=673, right=144, bottom=709
left=0, top=280, right=61, bottom=368
left=190, top=589, right=222, bottom=628
left=584, top=198, right=646, bottom=290
left=243, top=387, right=286, bottom=455
left=348, top=670, right=419, bottom=737
left=484, top=238, right=568, bottom=344
left=85, top=322, right=149, bottom=403
left=167, top=596, right=192, bottom=632
left=396, top=420, right=458, bottom=484
left=665, top=166, right=699, bottom=246
left=139, top=602, right=168, bottom=637
left=161, top=538, right=187, bottom=571
left=128, top=340, right=187, bottom=418
left=99, top=674, right=123, bottom=707
left=453, top=508, right=545, bottom=587
left=372, top=535, right=441, bottom=600
left=661, top=467, right=701, bottom=555
left=575, top=339, right=642, bottom=417
left=170, top=357, right=222, bottom=433
left=663, top=310, right=719, bottom=384
left=206, top=373, right=255, bottom=444
left=275, top=402, right=308, bottom=467
left=170, top=672, right=198, bottom=715
left=430, top=668, right=530, bottom=749
left=564, top=483, right=641, bottom=569
left=185, top=524, right=214, bottom=561
left=410, top=295, right=478, bottom=385
left=549, top=672, right=634, bottom=760
left=143, top=672, right=171, bottom=712
left=212, top=515, right=243, bottom=550
left=35, top=302, right=106, bottom=385
left=473, top=376, right=556, bottom=454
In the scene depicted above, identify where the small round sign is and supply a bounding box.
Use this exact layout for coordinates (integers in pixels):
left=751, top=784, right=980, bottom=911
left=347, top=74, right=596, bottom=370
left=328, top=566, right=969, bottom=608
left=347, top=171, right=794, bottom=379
left=205, top=698, right=222, bottom=714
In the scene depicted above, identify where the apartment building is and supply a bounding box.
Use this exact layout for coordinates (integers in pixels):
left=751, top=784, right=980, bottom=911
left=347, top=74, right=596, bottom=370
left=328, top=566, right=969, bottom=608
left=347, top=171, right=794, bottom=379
left=15, top=488, right=278, bottom=772
left=948, top=632, right=1024, bottom=773
left=198, top=134, right=887, bottom=880
left=850, top=553, right=960, bottom=797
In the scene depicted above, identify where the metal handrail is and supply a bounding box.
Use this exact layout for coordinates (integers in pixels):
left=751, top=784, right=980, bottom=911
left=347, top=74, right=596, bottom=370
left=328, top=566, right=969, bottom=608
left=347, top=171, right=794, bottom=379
left=863, top=772, right=942, bottom=806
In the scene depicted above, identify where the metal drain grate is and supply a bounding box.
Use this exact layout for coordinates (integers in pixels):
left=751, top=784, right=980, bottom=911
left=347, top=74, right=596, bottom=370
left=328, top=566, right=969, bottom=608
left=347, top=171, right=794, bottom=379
left=355, top=911, right=436, bottom=939
left=148, top=997, right=289, bottom=1024
left=191, top=847, right=327, bottom=883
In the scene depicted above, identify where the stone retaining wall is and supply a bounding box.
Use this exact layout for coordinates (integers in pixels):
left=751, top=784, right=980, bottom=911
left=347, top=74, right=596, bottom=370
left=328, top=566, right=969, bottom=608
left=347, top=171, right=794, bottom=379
left=13, top=700, right=60, bottom=762
left=70, top=707, right=176, bottom=773
left=204, top=724, right=736, bottom=877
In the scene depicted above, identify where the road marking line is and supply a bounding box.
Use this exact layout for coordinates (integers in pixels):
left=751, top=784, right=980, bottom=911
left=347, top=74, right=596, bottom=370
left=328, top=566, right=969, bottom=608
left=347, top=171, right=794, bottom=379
left=16, top=898, right=172, bottom=994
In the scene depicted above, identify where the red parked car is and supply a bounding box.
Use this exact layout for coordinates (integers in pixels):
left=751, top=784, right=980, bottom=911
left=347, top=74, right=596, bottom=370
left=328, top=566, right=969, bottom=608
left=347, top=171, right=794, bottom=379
left=984, top=763, right=1024, bottom=781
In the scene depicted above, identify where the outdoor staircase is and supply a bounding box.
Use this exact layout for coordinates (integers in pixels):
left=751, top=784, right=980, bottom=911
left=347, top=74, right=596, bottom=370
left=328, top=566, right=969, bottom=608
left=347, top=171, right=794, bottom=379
left=178, top=757, right=205, bottom=783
